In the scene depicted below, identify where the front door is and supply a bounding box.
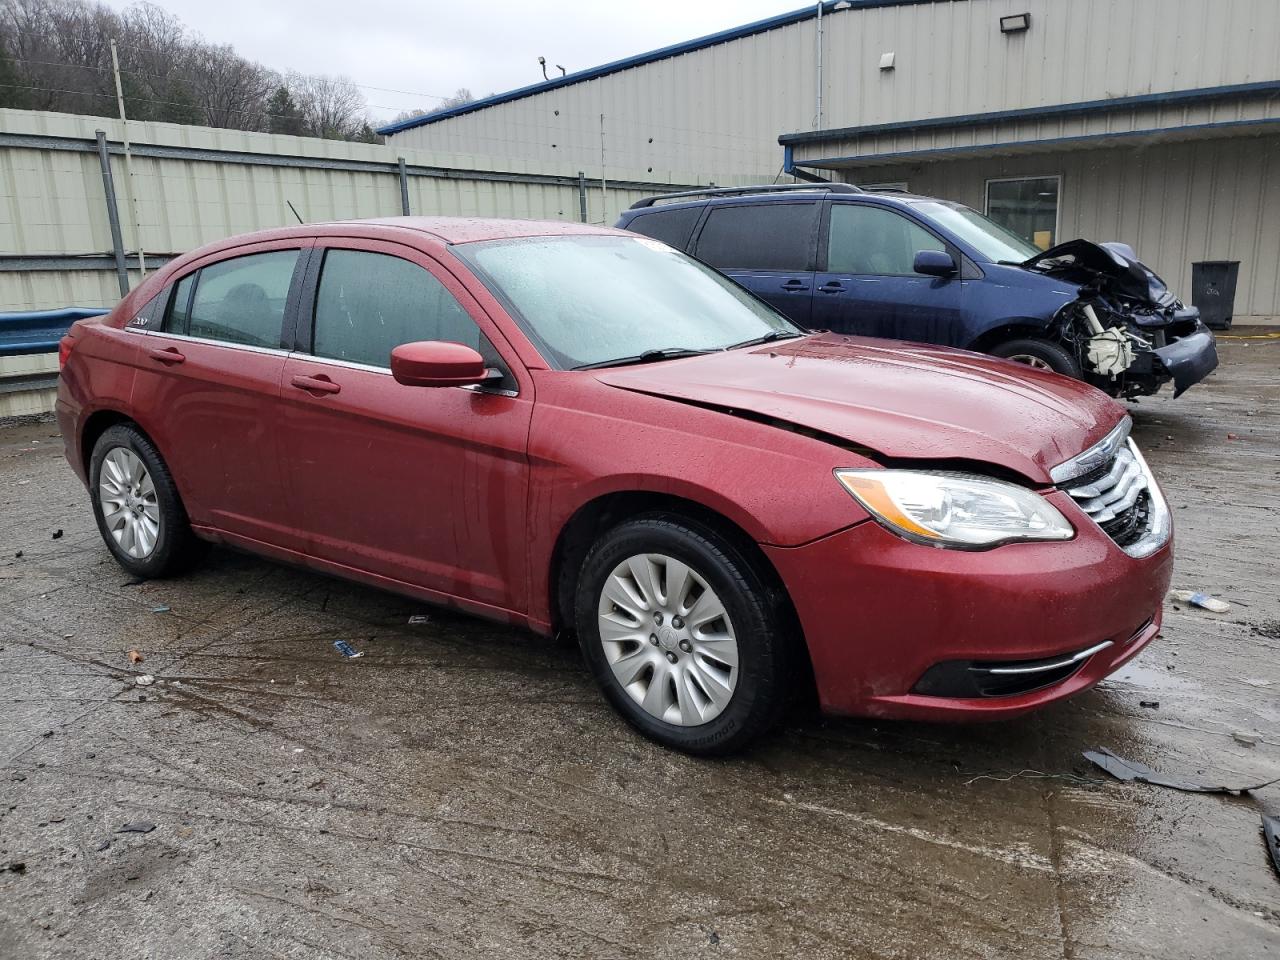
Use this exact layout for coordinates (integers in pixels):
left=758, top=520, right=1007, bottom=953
left=691, top=200, right=819, bottom=325
left=810, top=202, right=966, bottom=343
left=278, top=239, right=532, bottom=615
left=129, top=241, right=308, bottom=547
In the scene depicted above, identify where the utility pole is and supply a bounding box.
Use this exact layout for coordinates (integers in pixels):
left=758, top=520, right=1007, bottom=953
left=599, top=113, right=608, bottom=224
left=109, top=38, right=146, bottom=277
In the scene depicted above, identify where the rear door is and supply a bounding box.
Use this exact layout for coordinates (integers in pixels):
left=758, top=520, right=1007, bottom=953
left=691, top=201, right=819, bottom=325
left=810, top=201, right=967, bottom=342
left=130, top=240, right=310, bottom=547
left=278, top=238, right=533, bottom=613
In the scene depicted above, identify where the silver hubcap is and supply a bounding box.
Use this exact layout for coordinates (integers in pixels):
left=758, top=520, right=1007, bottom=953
left=597, top=553, right=739, bottom=726
left=98, top=447, right=160, bottom=559
left=1008, top=353, right=1051, bottom=370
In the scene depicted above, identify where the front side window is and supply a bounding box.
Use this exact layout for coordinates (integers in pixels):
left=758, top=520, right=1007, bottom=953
left=912, top=200, right=1042, bottom=263
left=183, top=250, right=300, bottom=347
left=984, top=177, right=1060, bottom=251
left=694, top=202, right=816, bottom=271
left=827, top=204, right=946, bottom=276
left=312, top=249, right=482, bottom=368
left=454, top=234, right=801, bottom=370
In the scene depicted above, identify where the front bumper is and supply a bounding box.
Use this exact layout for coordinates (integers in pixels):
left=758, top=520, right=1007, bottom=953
left=764, top=507, right=1173, bottom=722
left=1153, top=321, right=1218, bottom=397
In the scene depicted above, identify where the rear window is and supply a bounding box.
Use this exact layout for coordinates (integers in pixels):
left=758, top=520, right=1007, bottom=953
left=625, top=206, right=702, bottom=250
left=694, top=202, right=816, bottom=271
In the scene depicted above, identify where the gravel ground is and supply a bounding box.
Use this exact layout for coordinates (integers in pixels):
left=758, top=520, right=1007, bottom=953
left=1, top=334, right=1277, bottom=959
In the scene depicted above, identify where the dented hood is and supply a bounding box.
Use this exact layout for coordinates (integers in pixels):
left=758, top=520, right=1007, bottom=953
left=594, top=334, right=1127, bottom=484
left=1021, top=239, right=1175, bottom=306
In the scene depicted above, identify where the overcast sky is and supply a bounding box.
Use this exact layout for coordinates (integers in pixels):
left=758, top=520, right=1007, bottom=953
left=100, top=0, right=797, bottom=122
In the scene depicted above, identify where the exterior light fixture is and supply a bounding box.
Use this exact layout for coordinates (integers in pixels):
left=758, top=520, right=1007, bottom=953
left=1000, top=13, right=1030, bottom=33
left=879, top=51, right=896, bottom=71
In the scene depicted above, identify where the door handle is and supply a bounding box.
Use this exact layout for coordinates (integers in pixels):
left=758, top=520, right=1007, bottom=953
left=780, top=279, right=808, bottom=291
left=818, top=281, right=846, bottom=294
left=290, top=374, right=341, bottom=395
left=147, top=346, right=185, bottom=365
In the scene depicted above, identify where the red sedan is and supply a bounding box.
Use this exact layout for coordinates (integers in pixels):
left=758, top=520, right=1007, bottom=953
left=57, top=218, right=1173, bottom=754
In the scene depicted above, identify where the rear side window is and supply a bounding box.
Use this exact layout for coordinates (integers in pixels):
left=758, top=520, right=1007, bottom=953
left=694, top=202, right=816, bottom=271
left=827, top=204, right=946, bottom=276
left=178, top=250, right=300, bottom=347
left=167, top=273, right=196, bottom=334
left=312, top=250, right=483, bottom=368
left=625, top=207, right=702, bottom=250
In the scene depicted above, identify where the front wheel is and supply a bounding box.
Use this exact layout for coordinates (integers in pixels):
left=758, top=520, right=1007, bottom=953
left=575, top=515, right=794, bottom=755
left=990, top=337, right=1082, bottom=378
left=89, top=423, right=207, bottom=578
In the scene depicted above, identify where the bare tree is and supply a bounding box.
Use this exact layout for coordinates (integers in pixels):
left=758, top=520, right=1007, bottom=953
left=289, top=72, right=366, bottom=140
left=188, top=41, right=274, bottom=129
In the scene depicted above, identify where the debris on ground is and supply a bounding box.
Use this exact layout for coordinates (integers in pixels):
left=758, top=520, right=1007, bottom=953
left=408, top=615, right=430, bottom=625
left=3, top=861, right=26, bottom=874
left=127, top=649, right=143, bottom=664
left=333, top=640, right=364, bottom=659
left=1169, top=590, right=1231, bottom=613
left=1139, top=700, right=1159, bottom=709
left=1233, top=731, right=1261, bottom=747
left=134, top=675, right=155, bottom=687
left=94, top=838, right=111, bottom=852
left=151, top=605, right=170, bottom=614
left=1084, top=748, right=1280, bottom=795
left=50, top=529, right=62, bottom=540
left=115, top=822, right=156, bottom=834
left=1264, top=816, right=1280, bottom=879
left=13, top=550, right=22, bottom=559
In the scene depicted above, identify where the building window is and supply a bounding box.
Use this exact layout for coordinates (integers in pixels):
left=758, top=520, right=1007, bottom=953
left=985, top=176, right=1060, bottom=250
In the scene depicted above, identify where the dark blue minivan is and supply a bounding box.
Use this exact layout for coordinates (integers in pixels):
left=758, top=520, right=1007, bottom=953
left=616, top=184, right=1217, bottom=398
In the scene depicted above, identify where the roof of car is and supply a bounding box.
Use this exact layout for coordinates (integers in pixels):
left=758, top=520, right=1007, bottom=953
left=311, top=216, right=624, bottom=245
left=622, top=188, right=934, bottom=219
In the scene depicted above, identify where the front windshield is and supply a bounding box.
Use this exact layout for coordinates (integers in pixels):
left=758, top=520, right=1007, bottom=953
left=454, top=234, right=801, bottom=369
left=911, top=201, right=1041, bottom=263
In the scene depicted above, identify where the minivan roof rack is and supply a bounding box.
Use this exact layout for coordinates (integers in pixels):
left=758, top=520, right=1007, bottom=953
left=628, top=182, right=863, bottom=209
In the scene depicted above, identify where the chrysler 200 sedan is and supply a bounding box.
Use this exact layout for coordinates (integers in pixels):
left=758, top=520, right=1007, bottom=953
left=57, top=218, right=1174, bottom=754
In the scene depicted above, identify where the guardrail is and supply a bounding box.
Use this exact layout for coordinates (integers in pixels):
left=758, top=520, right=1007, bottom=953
left=0, top=307, right=109, bottom=418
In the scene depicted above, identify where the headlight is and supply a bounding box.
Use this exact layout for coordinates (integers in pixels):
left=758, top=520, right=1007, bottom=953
left=835, top=469, right=1074, bottom=549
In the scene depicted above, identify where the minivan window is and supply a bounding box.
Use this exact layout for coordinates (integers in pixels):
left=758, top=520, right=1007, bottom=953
left=312, top=250, right=482, bottom=368
left=911, top=201, right=1041, bottom=263
left=185, top=250, right=300, bottom=347
left=695, top=202, right=816, bottom=271
left=626, top=207, right=702, bottom=250
left=827, top=204, right=946, bottom=276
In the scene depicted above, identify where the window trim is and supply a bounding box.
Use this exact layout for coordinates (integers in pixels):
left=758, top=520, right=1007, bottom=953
left=983, top=174, right=1063, bottom=251
left=818, top=199, right=959, bottom=277
left=690, top=199, right=821, bottom=273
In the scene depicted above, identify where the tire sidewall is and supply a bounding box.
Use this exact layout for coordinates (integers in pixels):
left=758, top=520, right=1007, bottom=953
left=89, top=425, right=182, bottom=578
left=991, top=337, right=1081, bottom=378
left=575, top=517, right=781, bottom=754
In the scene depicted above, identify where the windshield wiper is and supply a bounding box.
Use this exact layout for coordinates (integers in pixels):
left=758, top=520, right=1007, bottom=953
left=723, top=329, right=805, bottom=350
left=573, top=347, right=713, bottom=371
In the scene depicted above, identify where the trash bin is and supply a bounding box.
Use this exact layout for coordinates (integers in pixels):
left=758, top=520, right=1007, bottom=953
left=1191, top=261, right=1240, bottom=330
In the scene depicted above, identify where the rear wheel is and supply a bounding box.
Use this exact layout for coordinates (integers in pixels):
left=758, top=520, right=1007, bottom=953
left=89, top=424, right=207, bottom=578
left=990, top=337, right=1082, bottom=378
left=575, top=515, right=793, bottom=755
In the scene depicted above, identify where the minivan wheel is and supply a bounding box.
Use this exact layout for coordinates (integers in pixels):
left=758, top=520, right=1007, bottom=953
left=575, top=515, right=793, bottom=755
left=990, top=337, right=1082, bottom=378
left=89, top=424, right=207, bottom=578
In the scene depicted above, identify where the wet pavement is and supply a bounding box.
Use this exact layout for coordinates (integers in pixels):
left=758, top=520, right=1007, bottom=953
left=1, top=336, right=1277, bottom=959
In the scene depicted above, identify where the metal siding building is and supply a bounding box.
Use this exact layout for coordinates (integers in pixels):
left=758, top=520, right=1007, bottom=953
left=384, top=0, right=1280, bottom=322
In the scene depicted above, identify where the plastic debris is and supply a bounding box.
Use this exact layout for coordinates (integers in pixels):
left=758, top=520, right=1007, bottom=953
left=1169, top=590, right=1230, bottom=613
left=127, top=650, right=143, bottom=664
left=408, top=615, right=431, bottom=625
left=151, top=605, right=170, bottom=614
left=115, top=822, right=156, bottom=834
left=333, top=640, right=364, bottom=659
left=1264, top=816, right=1280, bottom=879
left=1233, top=731, right=1261, bottom=747
left=134, top=675, right=155, bottom=687
left=1084, top=748, right=1280, bottom=795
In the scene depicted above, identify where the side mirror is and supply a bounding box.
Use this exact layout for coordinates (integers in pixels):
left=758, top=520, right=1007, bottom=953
left=390, top=341, right=489, bottom=387
left=914, top=250, right=957, bottom=277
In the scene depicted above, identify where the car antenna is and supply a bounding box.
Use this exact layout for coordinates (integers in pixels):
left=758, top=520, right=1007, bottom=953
left=286, top=200, right=305, bottom=224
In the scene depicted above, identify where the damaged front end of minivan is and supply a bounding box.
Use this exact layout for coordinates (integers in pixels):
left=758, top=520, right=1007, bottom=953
left=1025, top=240, right=1219, bottom=398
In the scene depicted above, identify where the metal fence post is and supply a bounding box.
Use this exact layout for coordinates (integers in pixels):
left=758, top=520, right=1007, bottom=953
left=95, top=130, right=130, bottom=297
left=578, top=171, right=588, bottom=223
left=398, top=157, right=411, bottom=216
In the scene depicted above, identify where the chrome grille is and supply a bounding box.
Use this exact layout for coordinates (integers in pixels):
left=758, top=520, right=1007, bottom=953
left=1053, top=420, right=1171, bottom=559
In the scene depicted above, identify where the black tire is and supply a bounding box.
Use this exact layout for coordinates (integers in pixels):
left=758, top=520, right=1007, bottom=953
left=575, top=514, right=795, bottom=755
left=89, top=423, right=208, bottom=578
left=989, top=337, right=1082, bottom=378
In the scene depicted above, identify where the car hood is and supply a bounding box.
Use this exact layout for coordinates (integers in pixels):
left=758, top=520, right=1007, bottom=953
left=594, top=334, right=1126, bottom=483
left=1021, top=238, right=1176, bottom=307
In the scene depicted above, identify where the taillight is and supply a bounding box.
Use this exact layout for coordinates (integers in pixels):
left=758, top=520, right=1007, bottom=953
left=58, top=335, right=75, bottom=370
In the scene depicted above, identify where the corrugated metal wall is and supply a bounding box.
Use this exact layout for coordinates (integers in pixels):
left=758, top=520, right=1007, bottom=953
left=0, top=109, right=741, bottom=313
left=847, top=134, right=1280, bottom=321
left=388, top=0, right=1280, bottom=176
